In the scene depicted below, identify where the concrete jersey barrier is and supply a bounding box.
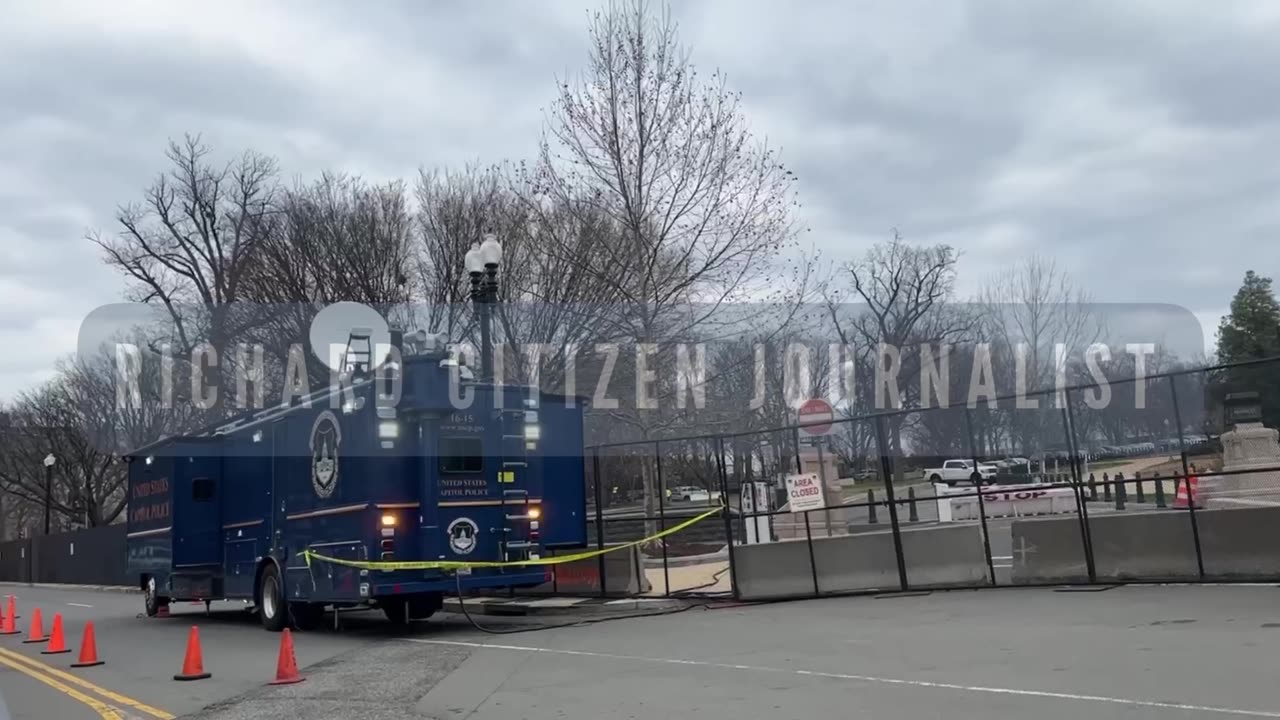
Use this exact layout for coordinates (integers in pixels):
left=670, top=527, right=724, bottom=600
left=734, top=523, right=989, bottom=600
left=1011, top=505, right=1280, bottom=584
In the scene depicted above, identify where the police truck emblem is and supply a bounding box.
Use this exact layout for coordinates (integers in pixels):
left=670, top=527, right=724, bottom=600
left=310, top=410, right=342, bottom=499
left=447, top=518, right=479, bottom=555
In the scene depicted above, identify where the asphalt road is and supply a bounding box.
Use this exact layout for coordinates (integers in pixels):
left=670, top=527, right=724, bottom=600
left=0, top=584, right=571, bottom=720
left=2, top=583, right=1279, bottom=718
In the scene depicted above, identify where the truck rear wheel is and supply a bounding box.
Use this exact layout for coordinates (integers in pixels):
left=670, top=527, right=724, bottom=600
left=290, top=602, right=325, bottom=631
left=143, top=576, right=169, bottom=617
left=382, top=594, right=441, bottom=625
left=382, top=598, right=410, bottom=626
left=258, top=564, right=287, bottom=632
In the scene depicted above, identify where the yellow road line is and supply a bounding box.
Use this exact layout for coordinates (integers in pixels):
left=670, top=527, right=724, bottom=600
left=0, top=647, right=174, bottom=719
left=0, top=650, right=123, bottom=720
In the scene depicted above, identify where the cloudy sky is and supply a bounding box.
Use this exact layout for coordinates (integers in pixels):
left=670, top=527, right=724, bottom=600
left=2, top=0, right=1277, bottom=400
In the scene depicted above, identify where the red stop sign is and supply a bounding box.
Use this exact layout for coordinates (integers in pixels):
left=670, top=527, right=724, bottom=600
left=798, top=398, right=834, bottom=436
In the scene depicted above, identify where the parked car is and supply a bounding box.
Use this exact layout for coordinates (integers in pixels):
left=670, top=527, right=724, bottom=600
left=670, top=486, right=710, bottom=502
left=922, top=459, right=997, bottom=486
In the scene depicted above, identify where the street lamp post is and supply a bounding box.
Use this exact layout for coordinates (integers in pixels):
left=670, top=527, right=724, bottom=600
left=465, top=234, right=503, bottom=383
left=42, top=454, right=55, bottom=535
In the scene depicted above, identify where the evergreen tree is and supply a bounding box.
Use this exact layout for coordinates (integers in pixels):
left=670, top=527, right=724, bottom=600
left=1216, top=271, right=1280, bottom=428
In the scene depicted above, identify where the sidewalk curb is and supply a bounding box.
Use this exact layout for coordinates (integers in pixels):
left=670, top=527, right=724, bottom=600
left=0, top=582, right=137, bottom=594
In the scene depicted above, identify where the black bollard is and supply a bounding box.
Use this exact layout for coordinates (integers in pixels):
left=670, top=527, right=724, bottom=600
left=1115, top=471, right=1126, bottom=511
left=1088, top=473, right=1097, bottom=502
left=867, top=489, right=878, bottom=524
left=908, top=486, right=919, bottom=522
left=1154, top=471, right=1167, bottom=508
left=1103, top=472, right=1112, bottom=502
left=1135, top=471, right=1146, bottom=503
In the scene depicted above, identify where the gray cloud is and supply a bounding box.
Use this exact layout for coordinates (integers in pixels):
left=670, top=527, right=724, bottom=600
left=2, top=0, right=1276, bottom=398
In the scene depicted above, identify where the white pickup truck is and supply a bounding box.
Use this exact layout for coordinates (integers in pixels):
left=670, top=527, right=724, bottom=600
left=923, top=459, right=998, bottom=486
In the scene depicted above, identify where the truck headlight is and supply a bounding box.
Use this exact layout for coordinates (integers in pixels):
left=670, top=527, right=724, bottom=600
left=524, top=424, right=541, bottom=442
left=378, top=421, right=399, bottom=439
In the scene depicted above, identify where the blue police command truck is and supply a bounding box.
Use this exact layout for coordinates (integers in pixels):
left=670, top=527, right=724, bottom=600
left=125, top=331, right=587, bottom=631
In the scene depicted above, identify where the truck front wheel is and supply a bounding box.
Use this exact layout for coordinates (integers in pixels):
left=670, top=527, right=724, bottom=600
left=257, top=564, right=287, bottom=632
left=930, top=474, right=943, bottom=485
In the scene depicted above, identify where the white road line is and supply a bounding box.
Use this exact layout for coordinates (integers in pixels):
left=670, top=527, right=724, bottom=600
left=409, top=638, right=1280, bottom=718
left=67, top=603, right=94, bottom=608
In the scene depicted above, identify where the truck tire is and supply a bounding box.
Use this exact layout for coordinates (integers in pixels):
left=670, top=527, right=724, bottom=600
left=258, top=564, right=287, bottom=632
left=408, top=594, right=443, bottom=620
left=143, top=576, right=169, bottom=617
left=969, top=472, right=981, bottom=485
left=382, top=598, right=410, bottom=626
left=291, top=602, right=325, bottom=631
left=929, top=474, right=943, bottom=484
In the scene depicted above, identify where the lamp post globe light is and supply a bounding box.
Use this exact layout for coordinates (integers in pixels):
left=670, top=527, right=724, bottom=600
left=43, top=453, right=55, bottom=534
left=467, top=234, right=502, bottom=383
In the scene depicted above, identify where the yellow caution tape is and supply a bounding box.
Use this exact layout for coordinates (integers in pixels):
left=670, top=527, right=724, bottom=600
left=300, top=506, right=722, bottom=572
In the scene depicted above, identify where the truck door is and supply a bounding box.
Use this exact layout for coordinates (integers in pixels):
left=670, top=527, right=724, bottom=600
left=432, top=410, right=507, bottom=565
left=172, top=454, right=222, bottom=567
left=270, top=420, right=288, bottom=556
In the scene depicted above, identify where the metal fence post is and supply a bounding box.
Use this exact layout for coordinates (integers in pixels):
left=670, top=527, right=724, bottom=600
left=1062, top=393, right=1097, bottom=583
left=873, top=414, right=909, bottom=592
left=1134, top=471, right=1146, bottom=503
left=591, top=446, right=607, bottom=598
left=1169, top=379, right=1206, bottom=579
left=1155, top=472, right=1167, bottom=508
left=714, top=435, right=740, bottom=600
left=803, top=510, right=819, bottom=597
left=866, top=489, right=878, bottom=524
left=654, top=440, right=670, bottom=597
left=791, top=426, right=804, bottom=475
left=963, top=408, right=997, bottom=586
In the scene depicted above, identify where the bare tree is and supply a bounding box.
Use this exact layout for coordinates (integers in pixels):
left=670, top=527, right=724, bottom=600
left=529, top=0, right=804, bottom=525
left=826, top=231, right=972, bottom=479
left=234, top=173, right=415, bottom=398
left=91, top=135, right=279, bottom=357
left=415, top=166, right=519, bottom=343
left=533, top=0, right=801, bottom=346
left=977, top=256, right=1102, bottom=459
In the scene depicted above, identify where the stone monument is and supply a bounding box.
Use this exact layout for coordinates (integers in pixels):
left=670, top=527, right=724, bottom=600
left=1211, top=392, right=1280, bottom=507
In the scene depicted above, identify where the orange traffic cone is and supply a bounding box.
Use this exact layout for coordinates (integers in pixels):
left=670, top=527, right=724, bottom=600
left=0, top=597, right=18, bottom=635
left=22, top=607, right=45, bottom=644
left=268, top=629, right=304, bottom=685
left=71, top=622, right=104, bottom=667
left=1174, top=474, right=1199, bottom=509
left=41, top=613, right=70, bottom=654
left=173, top=626, right=211, bottom=681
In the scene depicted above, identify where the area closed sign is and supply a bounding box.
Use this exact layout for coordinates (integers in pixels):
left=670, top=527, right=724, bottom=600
left=785, top=473, right=826, bottom=512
